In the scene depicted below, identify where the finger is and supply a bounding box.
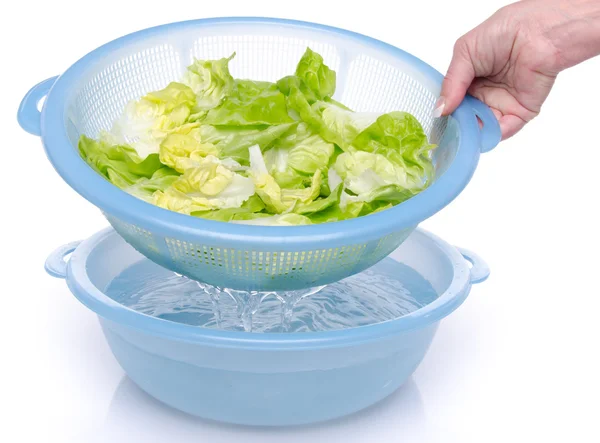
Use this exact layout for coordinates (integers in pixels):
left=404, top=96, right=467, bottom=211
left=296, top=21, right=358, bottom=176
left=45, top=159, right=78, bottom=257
left=437, top=37, right=476, bottom=117
left=490, top=108, right=503, bottom=121
left=498, top=114, right=527, bottom=140
left=468, top=86, right=503, bottom=129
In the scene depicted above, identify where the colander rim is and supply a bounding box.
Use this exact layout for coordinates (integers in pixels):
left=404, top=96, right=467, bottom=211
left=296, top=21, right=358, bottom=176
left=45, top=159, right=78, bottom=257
left=41, top=16, right=483, bottom=248
left=65, top=226, right=473, bottom=350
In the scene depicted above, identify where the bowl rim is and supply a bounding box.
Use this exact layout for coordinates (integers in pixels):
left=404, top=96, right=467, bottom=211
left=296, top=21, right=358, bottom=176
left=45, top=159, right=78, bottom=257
left=41, top=16, right=482, bottom=249
left=65, top=226, right=473, bottom=350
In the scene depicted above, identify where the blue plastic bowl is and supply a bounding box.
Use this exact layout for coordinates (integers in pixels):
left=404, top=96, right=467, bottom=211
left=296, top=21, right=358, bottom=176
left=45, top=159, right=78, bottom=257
left=20, top=18, right=500, bottom=291
left=45, top=227, right=489, bottom=426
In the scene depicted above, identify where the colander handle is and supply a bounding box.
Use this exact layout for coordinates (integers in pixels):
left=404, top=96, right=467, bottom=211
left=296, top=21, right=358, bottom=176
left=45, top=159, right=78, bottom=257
left=45, top=241, right=81, bottom=279
left=457, top=247, right=490, bottom=284
left=465, top=95, right=502, bottom=153
left=17, top=76, right=59, bottom=136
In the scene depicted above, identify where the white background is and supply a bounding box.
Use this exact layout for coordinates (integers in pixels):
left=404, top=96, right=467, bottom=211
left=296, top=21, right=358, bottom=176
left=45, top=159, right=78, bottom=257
left=2, top=1, right=600, bottom=441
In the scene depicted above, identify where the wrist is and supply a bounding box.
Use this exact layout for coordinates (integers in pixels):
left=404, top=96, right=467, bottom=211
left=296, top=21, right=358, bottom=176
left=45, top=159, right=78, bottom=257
left=533, top=0, right=600, bottom=71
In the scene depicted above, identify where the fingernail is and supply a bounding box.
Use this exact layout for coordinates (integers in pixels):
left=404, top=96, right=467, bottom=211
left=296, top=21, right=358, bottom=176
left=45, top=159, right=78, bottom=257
left=433, top=97, right=445, bottom=118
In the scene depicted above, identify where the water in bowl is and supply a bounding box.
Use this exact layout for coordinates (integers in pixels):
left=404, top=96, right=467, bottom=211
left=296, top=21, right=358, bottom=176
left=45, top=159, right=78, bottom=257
left=105, top=257, right=438, bottom=333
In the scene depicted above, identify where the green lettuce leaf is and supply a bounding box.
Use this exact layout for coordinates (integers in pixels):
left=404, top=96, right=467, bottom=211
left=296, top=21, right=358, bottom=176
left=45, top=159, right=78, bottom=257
left=264, top=147, right=310, bottom=189
left=78, top=48, right=436, bottom=225
left=295, top=47, right=336, bottom=101
left=159, top=126, right=220, bottom=173
left=182, top=54, right=235, bottom=113
left=232, top=213, right=313, bottom=226
left=286, top=134, right=334, bottom=174
left=191, top=195, right=265, bottom=222
left=263, top=146, right=289, bottom=174
left=153, top=155, right=255, bottom=214
left=124, top=168, right=180, bottom=202
left=273, top=122, right=313, bottom=149
left=262, top=122, right=333, bottom=188
left=280, top=87, right=362, bottom=151
left=358, top=201, right=394, bottom=217
left=171, top=157, right=235, bottom=196
left=204, top=80, right=293, bottom=126
left=305, top=187, right=365, bottom=223
left=295, top=184, right=342, bottom=215
left=198, top=123, right=296, bottom=164
left=283, top=83, right=325, bottom=131
left=352, top=112, right=436, bottom=186
left=277, top=48, right=336, bottom=103
left=78, top=135, right=165, bottom=189
left=281, top=168, right=322, bottom=206
left=359, top=184, right=416, bottom=204
left=108, top=82, right=196, bottom=158
left=248, top=145, right=323, bottom=213
left=262, top=122, right=321, bottom=187
left=272, top=170, right=311, bottom=189
left=334, top=150, right=428, bottom=197
left=248, top=144, right=288, bottom=213
left=304, top=188, right=399, bottom=223
left=317, top=101, right=379, bottom=150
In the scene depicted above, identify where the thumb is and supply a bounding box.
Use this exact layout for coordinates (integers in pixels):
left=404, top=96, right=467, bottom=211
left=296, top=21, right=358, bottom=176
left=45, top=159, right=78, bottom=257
left=436, top=37, right=476, bottom=117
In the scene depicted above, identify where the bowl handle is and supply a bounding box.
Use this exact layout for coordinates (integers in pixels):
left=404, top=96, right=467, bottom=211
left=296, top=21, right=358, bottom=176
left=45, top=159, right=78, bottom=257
left=17, top=76, right=59, bottom=136
left=457, top=247, right=490, bottom=284
left=464, top=95, right=502, bottom=153
left=45, top=241, right=81, bottom=279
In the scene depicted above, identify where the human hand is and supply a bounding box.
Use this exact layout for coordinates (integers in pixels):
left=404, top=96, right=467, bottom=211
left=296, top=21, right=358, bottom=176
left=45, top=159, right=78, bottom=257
left=437, top=0, right=600, bottom=139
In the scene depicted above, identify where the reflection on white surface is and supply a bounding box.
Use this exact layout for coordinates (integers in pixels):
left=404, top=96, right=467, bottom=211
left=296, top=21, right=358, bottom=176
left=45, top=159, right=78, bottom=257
left=82, top=375, right=447, bottom=443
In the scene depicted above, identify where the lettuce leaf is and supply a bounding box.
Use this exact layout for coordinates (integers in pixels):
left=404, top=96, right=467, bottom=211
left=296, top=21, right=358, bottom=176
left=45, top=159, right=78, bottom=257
left=182, top=54, right=235, bottom=113
left=277, top=48, right=336, bottom=103
left=249, top=145, right=323, bottom=213
left=281, top=168, right=322, bottom=206
left=295, top=184, right=342, bottom=215
left=334, top=151, right=402, bottom=193
left=232, top=213, right=313, bottom=226
left=352, top=112, right=436, bottom=186
left=77, top=48, right=436, bottom=225
left=78, top=135, right=166, bottom=189
left=124, top=168, right=180, bottom=202
left=305, top=187, right=365, bottom=223
left=107, top=82, right=196, bottom=159
left=280, top=86, right=369, bottom=152
left=261, top=122, right=333, bottom=191
left=248, top=144, right=288, bottom=213
left=198, top=123, right=296, bottom=164
left=286, top=134, right=334, bottom=174
left=295, top=47, right=336, bottom=101
left=264, top=147, right=310, bottom=189
left=204, top=80, right=293, bottom=126
left=317, top=102, right=379, bottom=150
left=191, top=194, right=265, bottom=221
left=159, top=126, right=220, bottom=173
left=152, top=155, right=255, bottom=214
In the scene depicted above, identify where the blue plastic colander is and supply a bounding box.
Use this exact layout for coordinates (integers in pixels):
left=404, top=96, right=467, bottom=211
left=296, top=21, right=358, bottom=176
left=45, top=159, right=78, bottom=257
left=45, top=226, right=489, bottom=426
left=19, top=18, right=501, bottom=291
